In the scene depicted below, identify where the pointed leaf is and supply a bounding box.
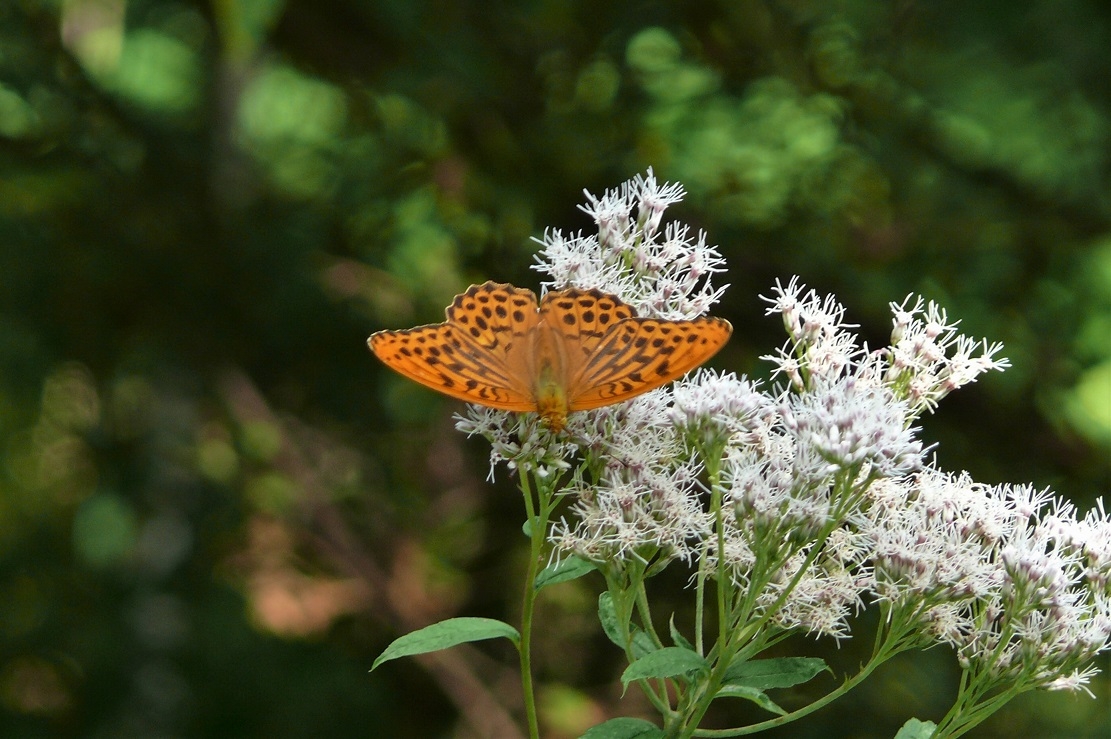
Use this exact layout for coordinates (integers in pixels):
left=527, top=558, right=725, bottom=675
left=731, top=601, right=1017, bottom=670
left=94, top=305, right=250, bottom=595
left=668, top=615, right=693, bottom=651
left=598, top=592, right=656, bottom=657
left=621, top=646, right=707, bottom=688
left=723, top=657, right=827, bottom=690
left=535, top=555, right=596, bottom=591
left=630, top=628, right=657, bottom=659
left=579, top=717, right=666, bottom=739
left=895, top=718, right=937, bottom=739
left=598, top=592, right=622, bottom=647
left=371, top=618, right=519, bottom=670
left=714, top=685, right=787, bottom=715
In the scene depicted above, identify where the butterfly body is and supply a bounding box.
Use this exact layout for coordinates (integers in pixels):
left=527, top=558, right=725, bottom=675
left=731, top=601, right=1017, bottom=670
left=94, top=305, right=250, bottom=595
left=530, top=322, right=575, bottom=431
left=369, top=282, right=731, bottom=430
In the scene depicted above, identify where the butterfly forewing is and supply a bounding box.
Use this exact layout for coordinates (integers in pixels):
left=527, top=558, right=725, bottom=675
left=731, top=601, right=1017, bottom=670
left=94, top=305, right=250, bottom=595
left=567, top=316, right=732, bottom=409
left=446, top=282, right=540, bottom=353
left=368, top=282, right=539, bottom=410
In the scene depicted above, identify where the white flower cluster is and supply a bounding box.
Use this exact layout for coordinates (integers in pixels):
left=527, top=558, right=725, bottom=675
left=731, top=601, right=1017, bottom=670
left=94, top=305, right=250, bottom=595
left=532, top=167, right=727, bottom=320
left=460, top=170, right=1111, bottom=695
left=760, top=278, right=1010, bottom=413
left=760, top=276, right=862, bottom=389
left=669, top=370, right=769, bottom=458
left=884, top=295, right=1011, bottom=413
left=455, top=409, right=576, bottom=482
left=865, top=471, right=1111, bottom=695
left=550, top=390, right=714, bottom=564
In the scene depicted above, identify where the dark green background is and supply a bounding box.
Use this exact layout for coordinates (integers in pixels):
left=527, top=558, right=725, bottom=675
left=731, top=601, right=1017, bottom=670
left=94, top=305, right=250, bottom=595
left=2, top=1, right=1109, bottom=736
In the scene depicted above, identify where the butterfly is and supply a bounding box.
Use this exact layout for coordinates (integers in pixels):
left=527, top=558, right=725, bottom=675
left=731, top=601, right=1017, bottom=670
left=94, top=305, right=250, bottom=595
left=368, top=282, right=732, bottom=431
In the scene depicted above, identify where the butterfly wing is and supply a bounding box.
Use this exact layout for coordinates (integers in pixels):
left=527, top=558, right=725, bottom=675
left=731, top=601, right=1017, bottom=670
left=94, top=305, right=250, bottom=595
left=566, top=316, right=732, bottom=410
left=539, top=287, right=732, bottom=410
left=538, top=287, right=637, bottom=359
left=368, top=282, right=540, bottom=411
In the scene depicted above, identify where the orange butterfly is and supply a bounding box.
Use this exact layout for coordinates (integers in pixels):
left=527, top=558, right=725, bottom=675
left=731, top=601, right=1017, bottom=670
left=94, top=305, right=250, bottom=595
left=369, top=282, right=731, bottom=431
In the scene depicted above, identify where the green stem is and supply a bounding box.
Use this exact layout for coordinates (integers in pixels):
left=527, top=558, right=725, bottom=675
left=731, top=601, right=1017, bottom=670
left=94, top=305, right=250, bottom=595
left=677, top=470, right=876, bottom=737
left=634, top=577, right=677, bottom=717
left=713, top=480, right=730, bottom=648
left=516, top=468, right=549, bottom=739
left=933, top=668, right=1021, bottom=739
left=635, top=574, right=666, bottom=650
left=933, top=594, right=1031, bottom=739
left=936, top=688, right=1020, bottom=739
left=693, top=615, right=923, bottom=737
left=691, top=651, right=887, bottom=737
left=730, top=471, right=867, bottom=653
left=694, top=542, right=710, bottom=655
left=699, top=454, right=730, bottom=650
left=673, top=460, right=733, bottom=738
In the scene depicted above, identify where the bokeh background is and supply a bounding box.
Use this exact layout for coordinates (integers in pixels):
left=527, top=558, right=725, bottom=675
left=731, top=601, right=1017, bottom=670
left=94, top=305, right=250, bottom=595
left=2, top=0, right=1110, bottom=736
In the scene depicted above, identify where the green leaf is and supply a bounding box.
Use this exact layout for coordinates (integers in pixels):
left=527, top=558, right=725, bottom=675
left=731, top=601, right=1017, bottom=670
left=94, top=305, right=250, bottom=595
left=371, top=618, right=520, bottom=670
left=894, top=718, right=937, bottom=739
left=522, top=517, right=536, bottom=537
left=630, top=628, right=657, bottom=659
left=579, top=717, right=666, bottom=739
left=723, top=657, right=827, bottom=690
left=598, top=592, right=622, bottom=646
left=621, top=646, right=707, bottom=688
left=598, top=592, right=657, bottom=658
left=668, top=615, right=693, bottom=650
left=714, top=685, right=787, bottom=715
left=535, top=555, right=596, bottom=591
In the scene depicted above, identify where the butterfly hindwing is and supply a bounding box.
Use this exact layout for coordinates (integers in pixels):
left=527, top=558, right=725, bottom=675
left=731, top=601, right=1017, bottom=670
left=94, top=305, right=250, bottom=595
left=567, top=316, right=732, bottom=410
left=539, top=287, right=636, bottom=360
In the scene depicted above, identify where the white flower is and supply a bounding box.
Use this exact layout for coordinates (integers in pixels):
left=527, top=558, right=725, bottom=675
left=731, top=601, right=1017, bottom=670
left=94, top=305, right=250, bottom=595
left=1075, top=498, right=1111, bottom=587
left=781, top=375, right=924, bottom=477
left=864, top=470, right=1111, bottom=694
left=922, top=602, right=975, bottom=644
left=531, top=229, right=615, bottom=291
left=761, top=284, right=1010, bottom=417
left=569, top=389, right=678, bottom=476
left=454, top=406, right=575, bottom=480
left=578, top=167, right=687, bottom=245
left=884, top=294, right=1010, bottom=413
left=669, top=370, right=769, bottom=457
left=1044, top=667, right=1098, bottom=697
left=468, top=171, right=1111, bottom=710
left=865, top=473, right=1000, bottom=605
left=725, top=439, right=835, bottom=543
left=548, top=388, right=715, bottom=565
left=632, top=169, right=686, bottom=238
left=533, top=168, right=727, bottom=321
left=763, top=551, right=864, bottom=640
left=760, top=278, right=862, bottom=386
left=552, top=461, right=712, bottom=565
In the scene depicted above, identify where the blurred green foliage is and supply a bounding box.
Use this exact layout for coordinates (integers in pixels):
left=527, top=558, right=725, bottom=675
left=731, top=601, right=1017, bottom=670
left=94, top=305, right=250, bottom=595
left=1, top=0, right=1109, bottom=736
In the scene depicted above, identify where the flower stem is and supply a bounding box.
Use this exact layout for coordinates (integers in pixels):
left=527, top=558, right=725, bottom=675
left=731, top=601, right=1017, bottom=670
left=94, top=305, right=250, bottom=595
left=517, top=468, right=545, bottom=739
